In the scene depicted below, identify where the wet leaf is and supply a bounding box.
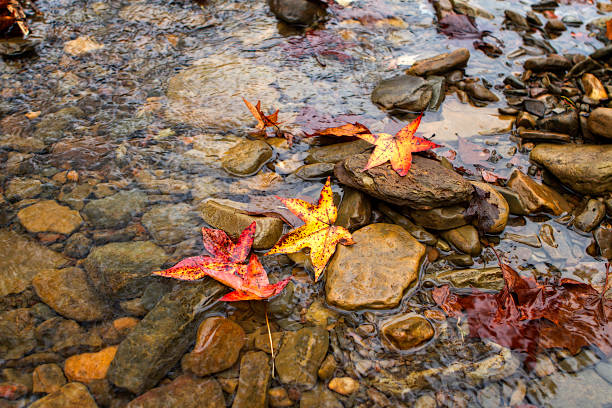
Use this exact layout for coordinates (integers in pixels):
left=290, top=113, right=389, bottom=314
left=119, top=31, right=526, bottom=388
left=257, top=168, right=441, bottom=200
left=464, top=185, right=500, bottom=234
left=456, top=135, right=489, bottom=167
left=434, top=256, right=612, bottom=358
left=243, top=98, right=281, bottom=131
left=154, top=222, right=290, bottom=301
left=267, top=177, right=355, bottom=281
left=439, top=13, right=483, bottom=39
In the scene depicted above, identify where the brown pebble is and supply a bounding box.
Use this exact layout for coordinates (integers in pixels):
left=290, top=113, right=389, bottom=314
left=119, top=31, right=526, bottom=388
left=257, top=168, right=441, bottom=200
left=328, top=377, right=359, bottom=395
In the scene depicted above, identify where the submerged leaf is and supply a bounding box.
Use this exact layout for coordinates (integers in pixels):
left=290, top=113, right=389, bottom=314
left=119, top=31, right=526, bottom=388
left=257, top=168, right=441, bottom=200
left=267, top=177, right=354, bottom=281
left=464, top=185, right=500, bottom=234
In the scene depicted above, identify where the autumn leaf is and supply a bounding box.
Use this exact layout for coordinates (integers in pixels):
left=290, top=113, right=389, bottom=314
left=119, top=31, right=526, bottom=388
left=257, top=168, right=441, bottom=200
left=315, top=114, right=440, bottom=176
left=434, top=254, right=612, bottom=358
left=464, top=185, right=500, bottom=234
left=267, top=177, right=355, bottom=281
left=243, top=98, right=281, bottom=131
left=153, top=222, right=290, bottom=301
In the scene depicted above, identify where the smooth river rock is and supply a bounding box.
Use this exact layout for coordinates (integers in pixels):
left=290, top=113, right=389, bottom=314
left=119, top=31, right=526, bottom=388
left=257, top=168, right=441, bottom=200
left=326, top=223, right=425, bottom=310
left=82, top=190, right=147, bottom=229
left=108, top=279, right=225, bottom=394
left=441, top=225, right=481, bottom=256
left=221, top=139, right=273, bottom=176
left=267, top=0, right=327, bottom=26
left=336, top=188, right=371, bottom=231
left=381, top=314, right=434, bottom=351
left=29, top=382, right=98, bottom=408
left=200, top=200, right=283, bottom=249
left=470, top=181, right=509, bottom=234
left=530, top=144, right=612, bottom=195
left=334, top=154, right=473, bottom=210
left=410, top=205, right=468, bottom=230
left=433, top=267, right=503, bottom=291
left=407, top=48, right=470, bottom=76
left=84, top=241, right=169, bottom=300
left=371, top=75, right=441, bottom=112
left=507, top=170, right=571, bottom=215
left=17, top=200, right=83, bottom=235
left=587, top=107, right=612, bottom=139
left=126, top=375, right=225, bottom=408
left=275, top=326, right=329, bottom=389
left=233, top=351, right=272, bottom=408
left=0, top=229, right=68, bottom=297
left=33, top=267, right=111, bottom=322
left=141, top=203, right=201, bottom=246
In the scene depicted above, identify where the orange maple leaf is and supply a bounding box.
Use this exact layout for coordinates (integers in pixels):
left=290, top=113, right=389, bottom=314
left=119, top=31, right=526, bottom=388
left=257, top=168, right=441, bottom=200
left=243, top=98, right=281, bottom=131
left=267, top=177, right=355, bottom=281
left=313, top=114, right=440, bottom=176
left=153, top=222, right=290, bottom=301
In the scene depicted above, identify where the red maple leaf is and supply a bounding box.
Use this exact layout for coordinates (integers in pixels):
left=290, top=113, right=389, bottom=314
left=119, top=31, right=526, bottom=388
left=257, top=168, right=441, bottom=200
left=153, top=222, right=290, bottom=301
left=311, top=114, right=441, bottom=176
left=434, top=255, right=612, bottom=358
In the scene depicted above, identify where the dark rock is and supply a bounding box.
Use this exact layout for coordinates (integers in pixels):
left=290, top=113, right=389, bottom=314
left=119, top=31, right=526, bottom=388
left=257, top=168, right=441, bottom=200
left=516, top=111, right=537, bottom=128
left=32, top=363, right=67, bottom=394
left=233, top=352, right=271, bottom=408
left=407, top=48, right=470, bottom=76
left=35, top=317, right=103, bottom=356
left=181, top=317, right=245, bottom=376
left=518, top=129, right=570, bottom=143
left=32, top=268, right=111, bottom=322
left=336, top=188, right=371, bottom=231
left=536, top=111, right=579, bottom=136
left=526, top=11, right=542, bottom=26
left=573, top=199, right=606, bottom=232
left=63, top=233, right=92, bottom=259
left=376, top=203, right=437, bottom=245
left=126, top=375, right=224, bottom=408
left=441, top=225, right=481, bottom=256
left=504, top=10, right=529, bottom=28
left=410, top=205, right=468, bottom=230
left=0, top=308, right=37, bottom=360
left=545, top=19, right=566, bottom=32
left=507, top=169, right=571, bottom=215
left=334, top=153, right=473, bottom=209
left=530, top=144, right=612, bottom=195
left=523, top=99, right=546, bottom=117
left=445, top=253, right=474, bottom=267
left=371, top=75, right=440, bottom=112
left=503, top=76, right=526, bottom=89
left=108, top=279, right=225, bottom=394
left=465, top=81, right=499, bottom=102
left=304, top=139, right=372, bottom=164
left=267, top=0, right=327, bottom=26
left=82, top=190, right=147, bottom=229
left=141, top=203, right=200, bottom=246
left=276, top=326, right=328, bottom=389
left=435, top=266, right=504, bottom=291
left=294, top=162, right=335, bottom=180
left=326, top=224, right=425, bottom=310
left=84, top=241, right=169, bottom=300
left=523, top=54, right=571, bottom=72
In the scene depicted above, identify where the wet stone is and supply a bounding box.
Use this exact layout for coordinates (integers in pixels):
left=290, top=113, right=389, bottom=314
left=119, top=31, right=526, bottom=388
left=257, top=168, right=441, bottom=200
left=267, top=0, right=327, bottom=26
left=507, top=169, right=571, bottom=215
left=335, top=153, right=473, bottom=209
left=5, top=178, right=42, bottom=201
left=381, top=314, right=434, bottom=351
left=126, top=375, right=225, bottom=408
left=445, top=253, right=474, bottom=267
left=29, top=382, right=98, bottom=408
left=530, top=144, right=612, bottom=195
left=17, top=200, right=83, bottom=235
left=142, top=203, right=200, bottom=246
left=318, top=354, right=337, bottom=380
left=200, top=200, right=283, bottom=249
left=63, top=232, right=92, bottom=259
left=0, top=229, right=68, bottom=297
left=294, top=162, right=335, bottom=180
left=0, top=308, right=37, bottom=360
left=268, top=387, right=293, bottom=407
left=371, top=75, right=436, bottom=112
left=433, top=267, right=503, bottom=291
left=528, top=368, right=612, bottom=407
left=108, top=280, right=225, bottom=394
left=221, top=139, right=273, bottom=176
left=478, top=383, right=501, bottom=408
left=407, top=48, right=470, bottom=76
left=64, top=346, right=117, bottom=384
left=32, top=364, right=67, bottom=394
left=33, top=107, right=85, bottom=141
left=82, top=190, right=147, bottom=229
left=470, top=181, right=509, bottom=234
left=504, top=232, right=542, bottom=248
left=377, top=203, right=437, bottom=245
left=181, top=317, right=245, bottom=377
left=581, top=73, right=608, bottom=102
left=587, top=107, right=612, bottom=140
left=545, top=18, right=566, bottom=32
left=410, top=205, right=468, bottom=230
left=573, top=199, right=606, bottom=232
left=275, top=326, right=329, bottom=389
left=35, top=317, right=103, bottom=356
left=336, top=187, right=371, bottom=231
left=326, top=223, right=425, bottom=310
left=523, top=54, right=571, bottom=72
left=594, top=222, right=612, bottom=260
left=328, top=377, right=359, bottom=395
left=536, top=111, right=579, bottom=136
left=441, top=225, right=481, bottom=256
left=516, top=111, right=537, bottom=128
left=33, top=267, right=111, bottom=322
left=304, top=139, right=371, bottom=164
left=232, top=351, right=271, bottom=408
left=465, top=81, right=499, bottom=102
left=519, top=128, right=571, bottom=143
left=300, top=384, right=342, bottom=408
left=84, top=241, right=168, bottom=300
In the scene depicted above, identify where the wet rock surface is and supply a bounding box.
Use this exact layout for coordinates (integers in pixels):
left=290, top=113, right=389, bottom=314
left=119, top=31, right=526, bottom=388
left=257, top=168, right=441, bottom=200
left=407, top=48, right=470, bottom=76
left=507, top=170, right=571, bottom=215
left=17, top=201, right=83, bottom=235
left=410, top=205, right=468, bottom=230
left=82, top=190, right=147, bottom=229
left=84, top=241, right=169, bottom=300
left=381, top=315, right=435, bottom=351
left=141, top=203, right=200, bottom=246
left=335, top=154, right=473, bottom=209
left=221, top=139, right=273, bottom=176
left=276, top=326, right=329, bottom=389
left=267, top=0, right=327, bottom=26
left=29, top=382, right=98, bottom=408
left=233, top=351, right=271, bottom=408
left=126, top=375, right=225, bottom=408
left=371, top=75, right=441, bottom=112
left=530, top=144, right=612, bottom=195
left=64, top=346, right=117, bottom=384
left=327, top=223, right=425, bottom=309
left=33, top=267, right=111, bottom=322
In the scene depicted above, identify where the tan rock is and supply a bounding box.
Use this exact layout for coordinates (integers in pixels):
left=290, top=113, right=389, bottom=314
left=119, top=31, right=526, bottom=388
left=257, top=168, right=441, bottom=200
left=64, top=36, right=103, bottom=56
left=407, top=48, right=470, bottom=76
left=326, top=223, right=425, bottom=310
left=582, top=73, right=608, bottom=101
left=64, top=346, right=117, bottom=384
left=29, top=382, right=98, bottom=408
left=328, top=377, right=359, bottom=395
left=507, top=170, right=571, bottom=215
left=381, top=314, right=434, bottom=351
left=32, top=364, right=67, bottom=394
left=17, top=200, right=83, bottom=235
left=268, top=387, right=293, bottom=407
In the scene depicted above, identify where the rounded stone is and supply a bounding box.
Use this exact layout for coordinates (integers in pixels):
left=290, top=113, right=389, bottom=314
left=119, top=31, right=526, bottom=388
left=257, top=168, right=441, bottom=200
left=17, top=201, right=83, bottom=235
left=64, top=346, right=118, bottom=384
left=328, top=377, right=359, bottom=395
left=410, top=205, right=468, bottom=230
left=326, top=223, right=425, bottom=310
left=221, top=139, right=273, bottom=176
left=181, top=317, right=245, bottom=377
left=381, top=314, right=434, bottom=351
left=470, top=181, right=509, bottom=234
left=141, top=203, right=201, bottom=246
left=441, top=225, right=481, bottom=256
